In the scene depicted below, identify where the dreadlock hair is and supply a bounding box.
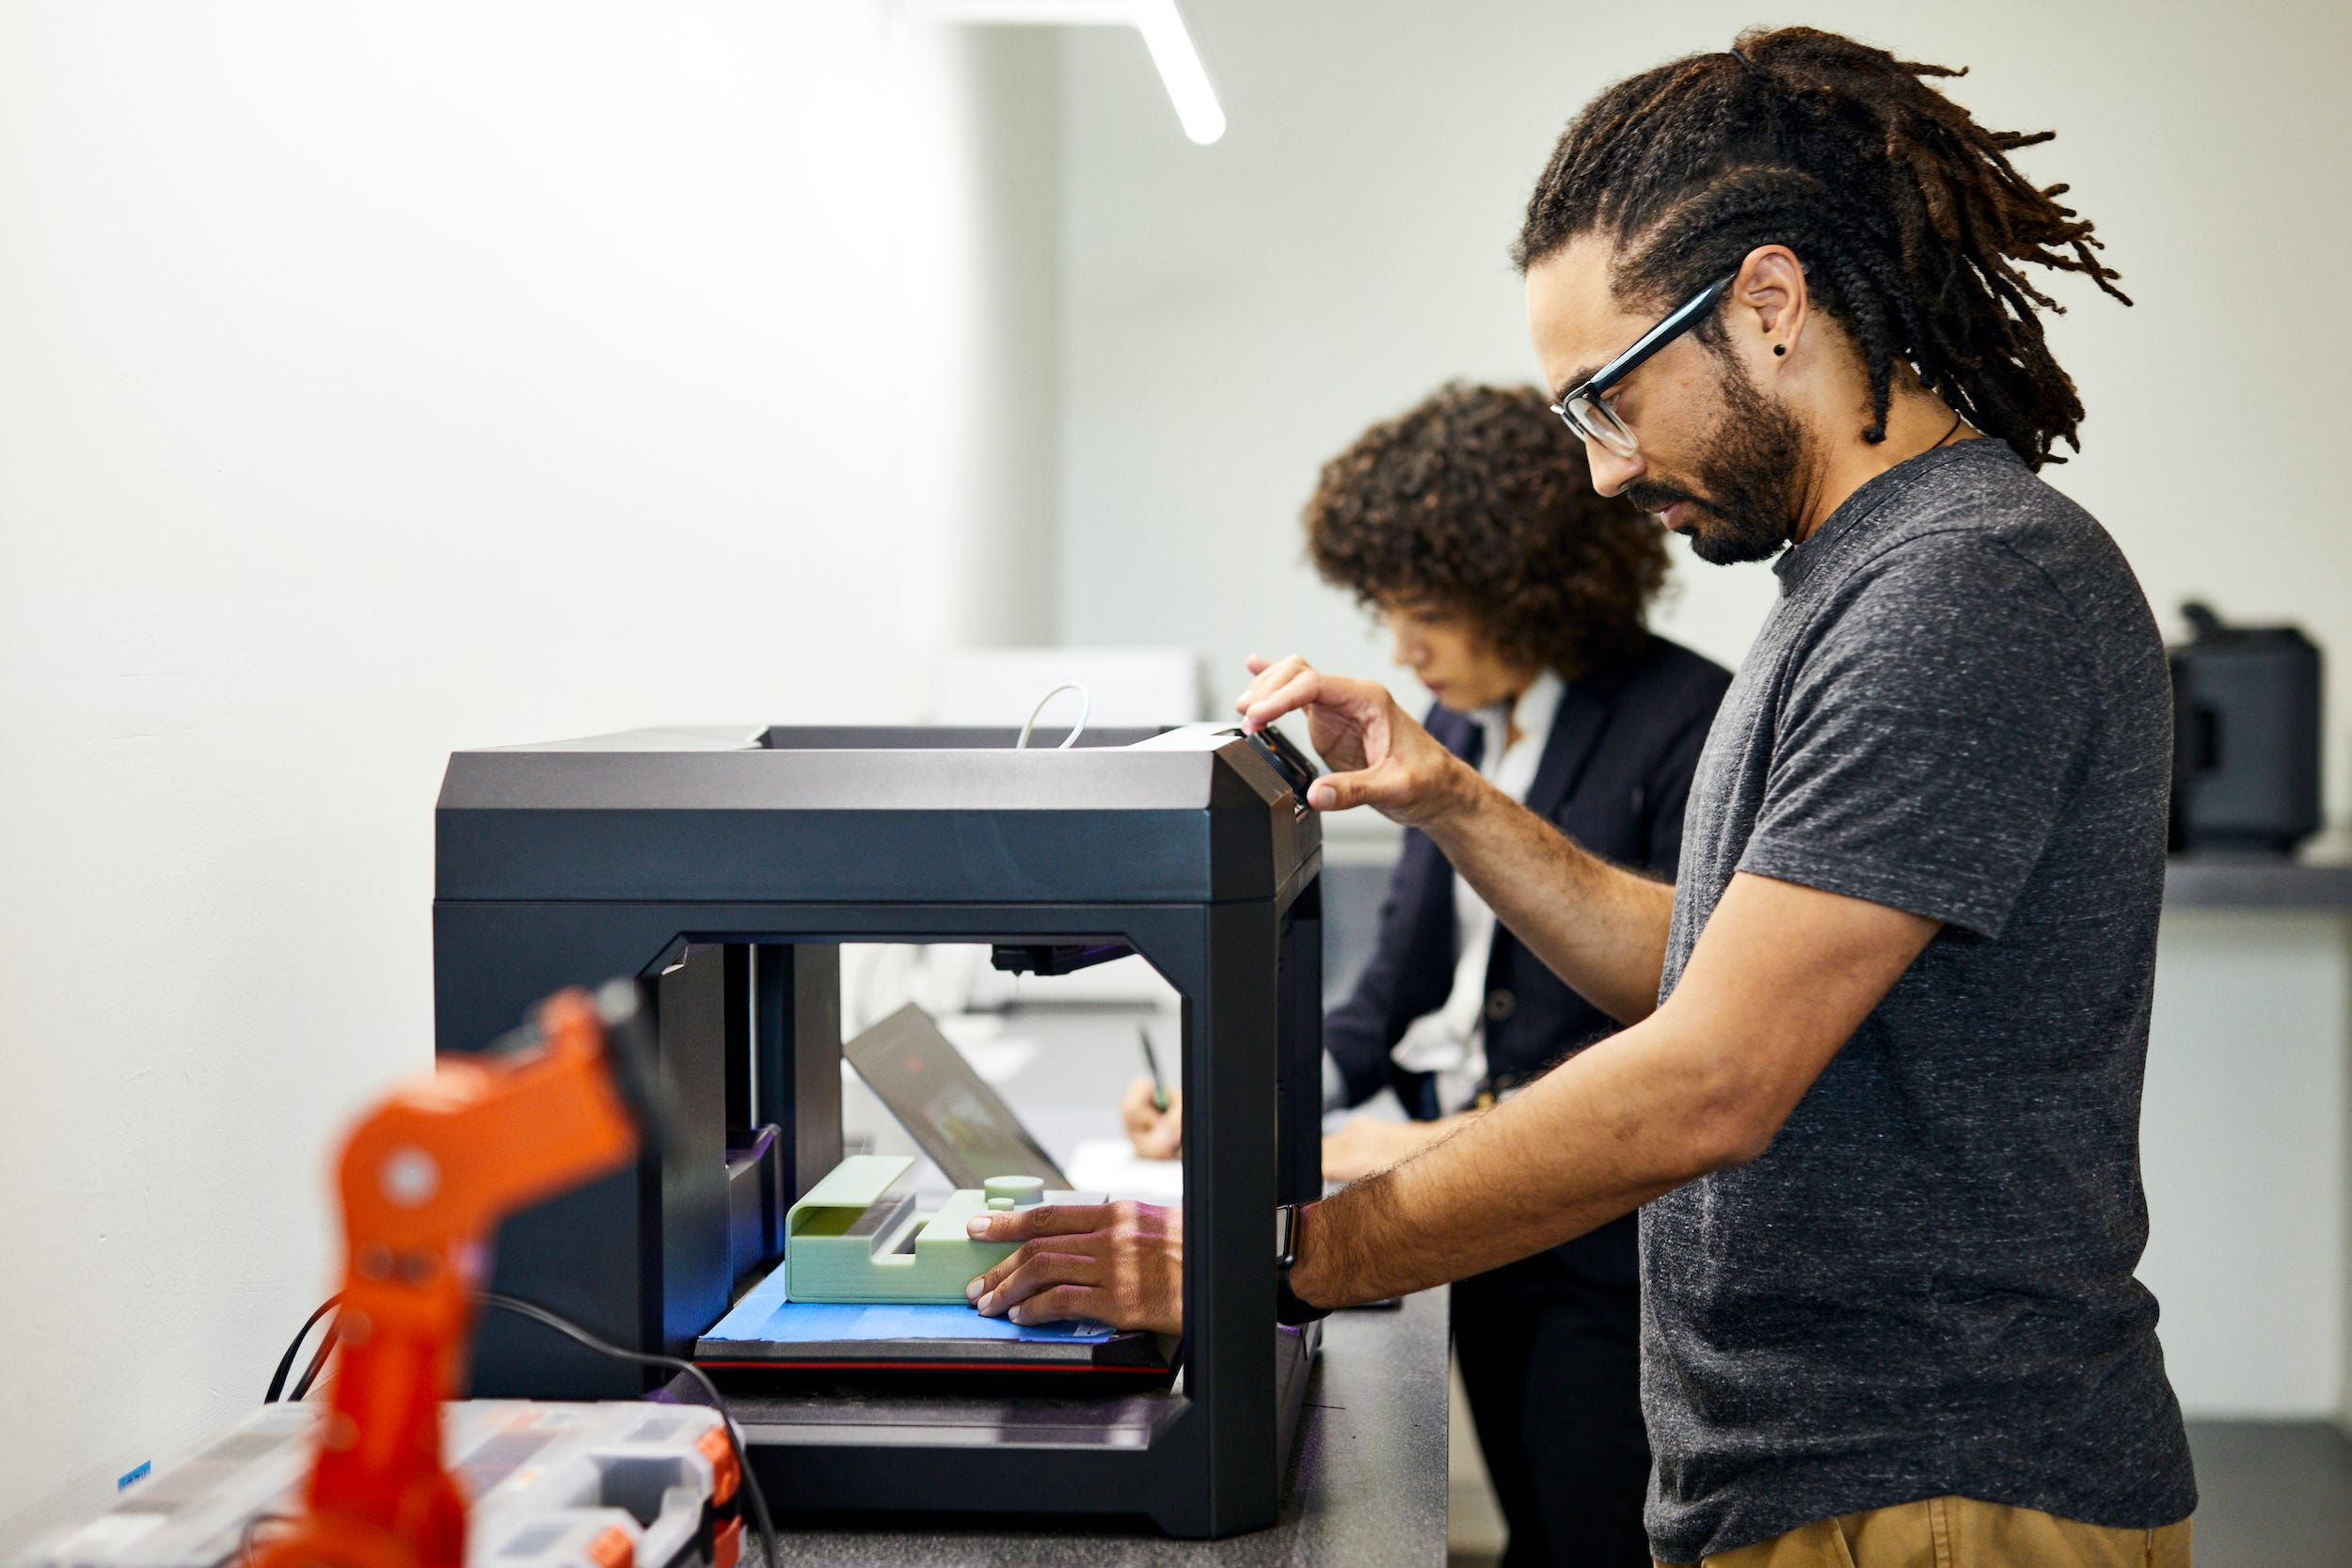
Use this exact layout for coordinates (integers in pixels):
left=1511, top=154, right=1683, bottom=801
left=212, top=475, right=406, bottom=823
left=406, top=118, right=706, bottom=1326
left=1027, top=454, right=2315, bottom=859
left=1513, top=26, right=2129, bottom=468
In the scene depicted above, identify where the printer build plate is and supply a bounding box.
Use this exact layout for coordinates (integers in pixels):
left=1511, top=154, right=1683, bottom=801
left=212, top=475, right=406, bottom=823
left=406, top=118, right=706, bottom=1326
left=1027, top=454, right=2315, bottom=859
left=696, top=1259, right=1173, bottom=1375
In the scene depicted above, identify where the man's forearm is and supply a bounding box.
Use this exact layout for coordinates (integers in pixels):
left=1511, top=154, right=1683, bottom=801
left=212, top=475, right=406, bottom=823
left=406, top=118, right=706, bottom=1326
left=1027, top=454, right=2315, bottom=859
left=1422, top=763, right=1677, bottom=1024
left=1286, top=873, right=1942, bottom=1310
left=1290, top=1014, right=1713, bottom=1307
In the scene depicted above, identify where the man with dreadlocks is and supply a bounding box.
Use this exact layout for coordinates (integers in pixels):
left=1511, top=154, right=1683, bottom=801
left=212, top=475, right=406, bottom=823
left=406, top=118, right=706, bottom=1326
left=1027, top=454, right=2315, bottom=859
left=964, top=26, right=2194, bottom=1566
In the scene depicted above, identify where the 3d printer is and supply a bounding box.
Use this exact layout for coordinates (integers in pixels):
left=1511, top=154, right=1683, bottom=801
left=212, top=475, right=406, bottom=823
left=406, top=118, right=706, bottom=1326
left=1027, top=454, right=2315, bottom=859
left=433, top=723, right=1325, bottom=1538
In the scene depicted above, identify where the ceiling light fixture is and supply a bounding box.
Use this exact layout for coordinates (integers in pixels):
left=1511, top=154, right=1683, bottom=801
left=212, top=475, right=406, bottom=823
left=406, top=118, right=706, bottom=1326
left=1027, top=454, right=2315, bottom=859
left=896, top=0, right=1226, bottom=145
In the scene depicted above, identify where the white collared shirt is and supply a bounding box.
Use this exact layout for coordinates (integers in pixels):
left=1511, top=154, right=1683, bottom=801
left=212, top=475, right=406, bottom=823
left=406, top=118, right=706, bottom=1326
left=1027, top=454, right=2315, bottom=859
left=1386, top=670, right=1565, bottom=1114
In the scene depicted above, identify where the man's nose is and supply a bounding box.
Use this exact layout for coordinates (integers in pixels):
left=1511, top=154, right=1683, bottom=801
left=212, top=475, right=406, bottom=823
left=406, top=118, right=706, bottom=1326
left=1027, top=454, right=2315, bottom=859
left=1585, top=439, right=1645, bottom=498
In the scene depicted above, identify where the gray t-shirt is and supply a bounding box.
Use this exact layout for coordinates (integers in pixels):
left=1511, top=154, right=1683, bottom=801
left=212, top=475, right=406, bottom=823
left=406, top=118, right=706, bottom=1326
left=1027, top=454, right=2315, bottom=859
left=1642, top=439, right=2196, bottom=1564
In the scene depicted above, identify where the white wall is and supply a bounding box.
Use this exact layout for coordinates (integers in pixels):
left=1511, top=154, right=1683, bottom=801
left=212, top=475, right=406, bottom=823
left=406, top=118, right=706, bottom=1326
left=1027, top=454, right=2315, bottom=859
left=896, top=23, right=1064, bottom=652
left=1056, top=0, right=2352, bottom=1417
left=1057, top=0, right=2352, bottom=827
left=0, top=1, right=1057, bottom=1548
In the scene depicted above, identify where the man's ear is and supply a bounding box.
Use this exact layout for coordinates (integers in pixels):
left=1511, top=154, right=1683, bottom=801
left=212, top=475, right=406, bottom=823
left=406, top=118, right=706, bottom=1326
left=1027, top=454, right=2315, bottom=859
left=1732, top=245, right=1808, bottom=362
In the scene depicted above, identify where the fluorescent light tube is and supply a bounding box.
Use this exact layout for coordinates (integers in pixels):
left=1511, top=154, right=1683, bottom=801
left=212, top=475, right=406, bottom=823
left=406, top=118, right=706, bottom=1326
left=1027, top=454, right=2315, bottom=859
left=901, top=1, right=1133, bottom=19
left=1130, top=0, right=1224, bottom=144
left=898, top=0, right=1225, bottom=146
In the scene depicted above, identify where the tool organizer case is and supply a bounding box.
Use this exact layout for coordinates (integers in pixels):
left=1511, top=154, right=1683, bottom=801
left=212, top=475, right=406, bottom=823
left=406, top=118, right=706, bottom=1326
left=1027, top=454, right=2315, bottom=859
left=19, top=1402, right=741, bottom=1568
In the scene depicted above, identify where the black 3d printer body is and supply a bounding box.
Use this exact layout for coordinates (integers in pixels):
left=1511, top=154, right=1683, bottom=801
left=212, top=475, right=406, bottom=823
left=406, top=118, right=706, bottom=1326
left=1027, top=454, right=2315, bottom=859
left=433, top=724, right=1325, bottom=1537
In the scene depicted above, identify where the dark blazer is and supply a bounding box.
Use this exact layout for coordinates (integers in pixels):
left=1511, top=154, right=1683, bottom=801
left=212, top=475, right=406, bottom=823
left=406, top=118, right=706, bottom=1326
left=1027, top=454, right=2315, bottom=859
left=1324, top=632, right=1731, bottom=1284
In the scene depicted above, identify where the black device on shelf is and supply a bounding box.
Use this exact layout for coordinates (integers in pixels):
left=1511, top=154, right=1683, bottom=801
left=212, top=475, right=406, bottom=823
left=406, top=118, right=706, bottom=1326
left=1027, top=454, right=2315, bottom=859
left=2169, top=602, right=2324, bottom=856
left=434, top=722, right=1325, bottom=1538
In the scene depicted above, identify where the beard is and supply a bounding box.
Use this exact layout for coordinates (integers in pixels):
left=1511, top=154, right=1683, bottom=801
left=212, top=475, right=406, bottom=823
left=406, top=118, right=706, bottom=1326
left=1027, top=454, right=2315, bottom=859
left=1625, top=356, right=1807, bottom=566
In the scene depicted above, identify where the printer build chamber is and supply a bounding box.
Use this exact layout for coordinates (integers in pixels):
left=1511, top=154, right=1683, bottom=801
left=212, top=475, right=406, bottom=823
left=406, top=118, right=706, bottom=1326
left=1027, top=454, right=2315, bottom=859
left=432, top=724, right=1325, bottom=1537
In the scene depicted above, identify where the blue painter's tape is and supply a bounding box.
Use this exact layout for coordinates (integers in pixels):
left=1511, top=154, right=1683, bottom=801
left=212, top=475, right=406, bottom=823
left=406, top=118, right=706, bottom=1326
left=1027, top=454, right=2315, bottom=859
left=702, top=1263, right=1115, bottom=1344
left=117, top=1461, right=151, bottom=1491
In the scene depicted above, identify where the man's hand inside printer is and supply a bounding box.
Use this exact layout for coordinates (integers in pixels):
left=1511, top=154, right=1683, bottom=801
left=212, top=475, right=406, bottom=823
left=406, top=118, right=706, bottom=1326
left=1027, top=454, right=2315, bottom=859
left=1126, top=1079, right=1475, bottom=1183
left=965, top=1202, right=1183, bottom=1336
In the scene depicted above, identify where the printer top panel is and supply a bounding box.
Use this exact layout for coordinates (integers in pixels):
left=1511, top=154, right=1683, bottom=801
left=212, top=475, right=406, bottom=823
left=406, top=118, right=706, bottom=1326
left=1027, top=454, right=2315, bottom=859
left=435, top=725, right=1318, bottom=907
left=440, top=725, right=1268, bottom=814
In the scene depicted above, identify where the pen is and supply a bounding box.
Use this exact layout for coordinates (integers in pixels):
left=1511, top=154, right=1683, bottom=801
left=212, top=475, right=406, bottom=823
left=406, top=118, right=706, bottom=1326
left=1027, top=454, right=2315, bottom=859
left=1137, top=1024, right=1170, bottom=1113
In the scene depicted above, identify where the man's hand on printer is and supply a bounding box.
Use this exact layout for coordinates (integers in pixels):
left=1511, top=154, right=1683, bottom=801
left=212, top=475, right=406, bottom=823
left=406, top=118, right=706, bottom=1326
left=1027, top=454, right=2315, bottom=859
left=964, top=1201, right=1183, bottom=1336
left=1235, top=654, right=1474, bottom=826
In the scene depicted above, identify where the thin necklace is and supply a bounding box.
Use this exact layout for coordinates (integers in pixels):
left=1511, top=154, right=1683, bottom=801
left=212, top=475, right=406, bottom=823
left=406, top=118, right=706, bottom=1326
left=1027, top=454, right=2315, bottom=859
left=1797, top=409, right=1969, bottom=551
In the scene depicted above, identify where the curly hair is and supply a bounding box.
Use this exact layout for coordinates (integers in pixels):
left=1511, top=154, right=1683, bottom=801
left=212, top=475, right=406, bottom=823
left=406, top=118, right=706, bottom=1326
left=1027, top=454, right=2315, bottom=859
left=1514, top=26, right=2129, bottom=467
left=1304, top=382, right=1669, bottom=678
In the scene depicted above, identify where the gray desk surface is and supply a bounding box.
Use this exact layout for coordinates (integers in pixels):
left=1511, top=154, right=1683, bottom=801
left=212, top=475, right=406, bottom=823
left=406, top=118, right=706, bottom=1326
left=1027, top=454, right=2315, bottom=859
left=748, top=1288, right=1451, bottom=1567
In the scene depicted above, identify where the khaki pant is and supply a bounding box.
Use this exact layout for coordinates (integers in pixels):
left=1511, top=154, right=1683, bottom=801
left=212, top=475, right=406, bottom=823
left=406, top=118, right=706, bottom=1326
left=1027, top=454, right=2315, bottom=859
left=1661, top=1496, right=2192, bottom=1567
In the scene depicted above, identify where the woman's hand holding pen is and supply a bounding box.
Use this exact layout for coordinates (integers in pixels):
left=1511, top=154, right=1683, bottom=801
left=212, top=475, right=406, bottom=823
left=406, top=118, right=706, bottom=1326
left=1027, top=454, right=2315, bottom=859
left=1120, top=1078, right=1183, bottom=1160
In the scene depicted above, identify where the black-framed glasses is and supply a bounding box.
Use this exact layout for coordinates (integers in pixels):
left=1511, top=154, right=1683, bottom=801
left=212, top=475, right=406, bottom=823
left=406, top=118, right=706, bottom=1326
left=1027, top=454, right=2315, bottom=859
left=1549, top=271, right=1737, bottom=458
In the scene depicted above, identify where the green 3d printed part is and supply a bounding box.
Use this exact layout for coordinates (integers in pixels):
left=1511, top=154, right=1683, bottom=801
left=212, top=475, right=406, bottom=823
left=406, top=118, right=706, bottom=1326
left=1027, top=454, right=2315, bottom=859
left=785, top=1155, right=1104, bottom=1304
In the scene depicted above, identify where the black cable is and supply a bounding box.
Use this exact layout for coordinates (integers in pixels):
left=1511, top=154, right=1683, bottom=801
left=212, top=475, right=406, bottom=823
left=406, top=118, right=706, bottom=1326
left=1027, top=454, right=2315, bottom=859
left=264, top=1295, right=344, bottom=1403
left=263, top=1291, right=781, bottom=1567
left=288, top=1320, right=340, bottom=1402
left=475, top=1294, right=779, bottom=1568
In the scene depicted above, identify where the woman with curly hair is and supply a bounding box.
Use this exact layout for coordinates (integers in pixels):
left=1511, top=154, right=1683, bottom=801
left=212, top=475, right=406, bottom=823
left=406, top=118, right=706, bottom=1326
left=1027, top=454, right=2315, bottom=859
left=1126, top=381, right=1729, bottom=1568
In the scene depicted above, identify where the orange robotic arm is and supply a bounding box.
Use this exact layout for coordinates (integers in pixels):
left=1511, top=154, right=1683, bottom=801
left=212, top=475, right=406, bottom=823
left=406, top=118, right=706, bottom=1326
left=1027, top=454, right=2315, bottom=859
left=255, top=986, right=648, bottom=1568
